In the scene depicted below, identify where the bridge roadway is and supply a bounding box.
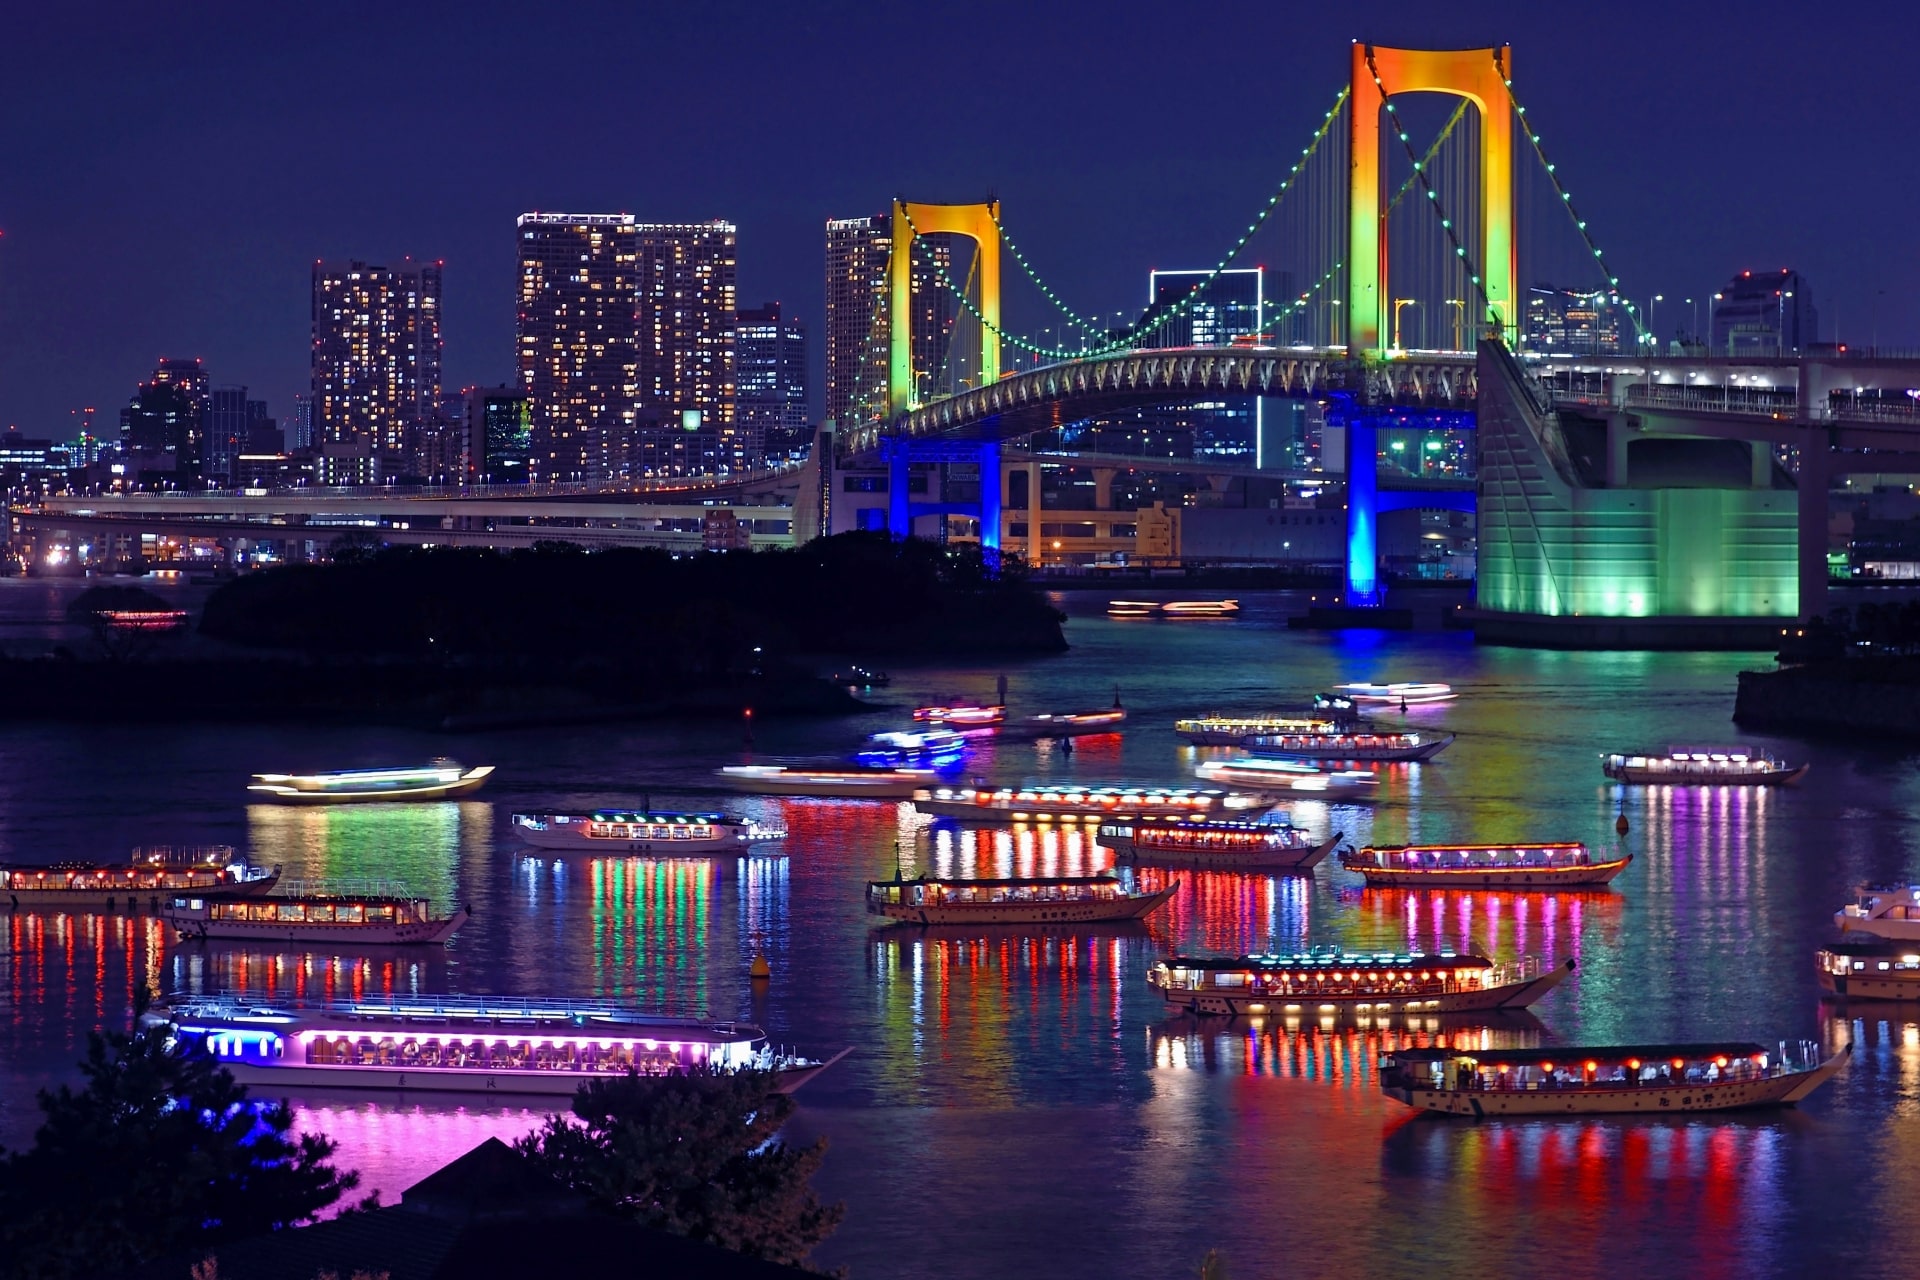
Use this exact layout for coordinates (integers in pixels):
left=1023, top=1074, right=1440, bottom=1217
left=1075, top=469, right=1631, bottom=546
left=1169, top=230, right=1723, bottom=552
left=12, top=492, right=801, bottom=554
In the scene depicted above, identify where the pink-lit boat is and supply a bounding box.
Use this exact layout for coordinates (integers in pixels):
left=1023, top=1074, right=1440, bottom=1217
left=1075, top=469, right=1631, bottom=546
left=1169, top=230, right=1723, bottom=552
left=152, top=995, right=845, bottom=1096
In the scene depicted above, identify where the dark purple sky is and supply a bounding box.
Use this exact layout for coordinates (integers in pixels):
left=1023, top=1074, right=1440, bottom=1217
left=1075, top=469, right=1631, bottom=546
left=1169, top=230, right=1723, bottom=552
left=0, top=0, right=1912, bottom=433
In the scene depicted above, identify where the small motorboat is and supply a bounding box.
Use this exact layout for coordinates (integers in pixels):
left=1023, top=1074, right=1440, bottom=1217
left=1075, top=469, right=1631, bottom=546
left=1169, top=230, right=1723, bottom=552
left=248, top=762, right=494, bottom=804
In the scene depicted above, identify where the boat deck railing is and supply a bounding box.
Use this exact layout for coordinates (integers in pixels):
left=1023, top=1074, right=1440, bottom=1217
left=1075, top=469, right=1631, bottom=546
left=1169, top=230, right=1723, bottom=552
left=131, top=845, right=240, bottom=866
left=171, top=990, right=738, bottom=1030
left=1410, top=1040, right=1827, bottom=1092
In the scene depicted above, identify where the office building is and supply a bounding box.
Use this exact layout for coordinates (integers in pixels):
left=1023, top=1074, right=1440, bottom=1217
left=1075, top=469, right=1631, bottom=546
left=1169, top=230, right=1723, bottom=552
left=735, top=303, right=809, bottom=460
left=823, top=214, right=952, bottom=425
left=465, top=386, right=531, bottom=484
left=123, top=381, right=202, bottom=477
left=1522, top=286, right=1622, bottom=354
left=310, top=259, right=444, bottom=466
left=1711, top=268, right=1818, bottom=357
left=288, top=393, right=315, bottom=450
left=205, top=386, right=253, bottom=482
left=516, top=213, right=640, bottom=483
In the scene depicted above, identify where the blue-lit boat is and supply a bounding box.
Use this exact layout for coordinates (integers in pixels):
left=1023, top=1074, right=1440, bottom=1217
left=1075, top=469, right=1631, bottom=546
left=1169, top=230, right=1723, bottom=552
left=856, top=729, right=967, bottom=768
left=150, top=994, right=847, bottom=1096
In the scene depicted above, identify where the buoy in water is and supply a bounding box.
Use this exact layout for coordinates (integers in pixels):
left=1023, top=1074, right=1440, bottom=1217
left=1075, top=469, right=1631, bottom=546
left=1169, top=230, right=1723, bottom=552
left=1615, top=810, right=1630, bottom=835
left=749, top=953, right=772, bottom=982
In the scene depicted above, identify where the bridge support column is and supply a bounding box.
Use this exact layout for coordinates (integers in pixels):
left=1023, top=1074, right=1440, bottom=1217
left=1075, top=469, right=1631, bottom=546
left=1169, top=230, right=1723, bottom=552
left=1028, top=459, right=1043, bottom=564
left=1092, top=467, right=1117, bottom=511
left=888, top=449, right=912, bottom=538
left=978, top=440, right=1001, bottom=554
left=1345, top=417, right=1381, bottom=606
left=1798, top=438, right=1831, bottom=621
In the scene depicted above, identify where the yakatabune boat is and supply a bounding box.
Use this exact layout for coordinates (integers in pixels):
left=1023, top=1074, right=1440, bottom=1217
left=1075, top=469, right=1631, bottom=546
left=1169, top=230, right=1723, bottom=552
left=151, top=995, right=845, bottom=1095
left=911, top=702, right=1006, bottom=727
left=1600, top=747, right=1807, bottom=786
left=1, top=846, right=278, bottom=909
left=1192, top=756, right=1377, bottom=796
left=1147, top=948, right=1573, bottom=1016
left=1337, top=842, right=1632, bottom=889
left=512, top=811, right=757, bottom=854
left=1175, top=714, right=1450, bottom=761
left=1098, top=816, right=1341, bottom=872
left=715, top=764, right=933, bottom=798
left=249, top=763, right=495, bottom=803
left=997, top=707, right=1129, bottom=739
left=1378, top=1039, right=1849, bottom=1116
left=912, top=783, right=1269, bottom=824
left=163, top=885, right=469, bottom=945
left=1835, top=884, right=1920, bottom=941
left=865, top=874, right=1176, bottom=926
left=1817, top=938, right=1920, bottom=999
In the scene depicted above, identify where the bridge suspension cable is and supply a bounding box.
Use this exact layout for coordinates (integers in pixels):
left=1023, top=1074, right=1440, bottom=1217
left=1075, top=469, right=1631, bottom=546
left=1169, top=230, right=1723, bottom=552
left=1495, top=54, right=1645, bottom=343
left=904, top=84, right=1352, bottom=363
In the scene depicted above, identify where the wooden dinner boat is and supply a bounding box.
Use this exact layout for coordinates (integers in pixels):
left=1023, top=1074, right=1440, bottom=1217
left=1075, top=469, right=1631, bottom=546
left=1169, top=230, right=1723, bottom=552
left=1337, top=842, right=1632, bottom=889
left=913, top=783, right=1269, bottom=824
left=865, top=874, right=1177, bottom=926
left=1147, top=948, right=1573, bottom=1016
left=1098, top=815, right=1341, bottom=872
left=2, top=846, right=278, bottom=910
left=1601, top=747, right=1807, bottom=786
left=1817, top=938, right=1920, bottom=1000
left=1379, top=1039, right=1849, bottom=1116
left=163, top=882, right=469, bottom=946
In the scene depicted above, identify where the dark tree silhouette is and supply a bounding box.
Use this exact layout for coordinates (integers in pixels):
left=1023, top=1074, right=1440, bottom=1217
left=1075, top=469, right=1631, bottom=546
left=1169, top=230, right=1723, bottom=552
left=515, top=1067, right=842, bottom=1272
left=0, top=997, right=360, bottom=1280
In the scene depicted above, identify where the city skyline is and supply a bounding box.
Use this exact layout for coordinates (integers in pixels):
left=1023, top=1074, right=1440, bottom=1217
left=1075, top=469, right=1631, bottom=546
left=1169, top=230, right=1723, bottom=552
left=0, top=2, right=1912, bottom=433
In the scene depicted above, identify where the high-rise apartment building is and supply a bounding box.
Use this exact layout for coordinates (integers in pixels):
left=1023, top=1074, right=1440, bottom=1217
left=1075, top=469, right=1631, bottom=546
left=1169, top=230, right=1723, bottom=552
left=735, top=303, right=809, bottom=462
left=823, top=214, right=952, bottom=426
left=288, top=393, right=315, bottom=450
left=632, top=221, right=737, bottom=475
left=310, top=259, right=443, bottom=456
left=124, top=361, right=206, bottom=478
left=516, top=213, right=640, bottom=483
left=1711, top=268, right=1818, bottom=357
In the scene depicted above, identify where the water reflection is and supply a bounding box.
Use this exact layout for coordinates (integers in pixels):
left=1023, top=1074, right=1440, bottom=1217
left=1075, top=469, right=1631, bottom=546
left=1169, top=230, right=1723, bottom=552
left=866, top=927, right=1141, bottom=1106
left=1617, top=784, right=1771, bottom=901
left=247, top=801, right=486, bottom=908
left=913, top=824, right=1110, bottom=881
left=1149, top=1015, right=1547, bottom=1085
left=1342, top=888, right=1625, bottom=966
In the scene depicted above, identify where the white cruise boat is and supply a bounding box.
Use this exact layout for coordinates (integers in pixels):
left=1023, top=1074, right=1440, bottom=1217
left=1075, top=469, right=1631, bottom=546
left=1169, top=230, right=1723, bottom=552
left=249, top=763, right=494, bottom=804
left=913, top=783, right=1270, bottom=824
left=1193, top=755, right=1377, bottom=796
left=151, top=995, right=845, bottom=1096
left=1835, top=884, right=1920, bottom=941
left=512, top=810, right=761, bottom=854
left=715, top=764, right=934, bottom=798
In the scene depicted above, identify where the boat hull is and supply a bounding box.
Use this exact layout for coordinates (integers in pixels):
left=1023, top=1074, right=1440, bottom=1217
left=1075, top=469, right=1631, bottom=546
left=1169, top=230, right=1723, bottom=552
left=3, top=869, right=281, bottom=910
left=1602, top=763, right=1807, bottom=786
left=1834, top=914, right=1920, bottom=941
left=1246, top=736, right=1453, bottom=762
left=209, top=1053, right=842, bottom=1097
left=869, top=884, right=1176, bottom=927
left=514, top=827, right=751, bottom=854
left=1154, top=958, right=1573, bottom=1017
left=1108, top=833, right=1339, bottom=872
left=1386, top=1048, right=1849, bottom=1116
left=1343, top=857, right=1632, bottom=889
left=1818, top=970, right=1920, bottom=1000
left=914, top=797, right=1254, bottom=823
left=999, top=711, right=1129, bottom=740
left=163, top=906, right=469, bottom=946
left=717, top=770, right=925, bottom=799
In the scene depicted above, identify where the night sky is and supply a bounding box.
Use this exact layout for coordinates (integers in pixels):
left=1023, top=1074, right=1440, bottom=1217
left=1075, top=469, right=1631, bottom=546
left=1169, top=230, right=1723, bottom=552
left=0, top=0, right=1912, bottom=433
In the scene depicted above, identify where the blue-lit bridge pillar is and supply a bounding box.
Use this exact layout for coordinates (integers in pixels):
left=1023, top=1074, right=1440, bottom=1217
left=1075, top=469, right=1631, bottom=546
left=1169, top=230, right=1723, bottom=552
left=882, top=437, right=1003, bottom=556
left=1344, top=416, right=1381, bottom=607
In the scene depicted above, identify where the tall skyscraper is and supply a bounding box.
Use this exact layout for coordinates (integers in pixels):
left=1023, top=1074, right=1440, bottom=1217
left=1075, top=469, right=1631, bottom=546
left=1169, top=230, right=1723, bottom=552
left=735, top=303, right=809, bottom=462
left=287, top=393, right=314, bottom=450
left=1142, top=268, right=1264, bottom=461
left=205, top=386, right=252, bottom=482
left=516, top=213, right=640, bottom=483
left=632, top=221, right=737, bottom=475
left=310, top=259, right=444, bottom=455
left=1711, top=268, right=1818, bottom=356
left=124, top=359, right=207, bottom=478
left=823, top=214, right=952, bottom=426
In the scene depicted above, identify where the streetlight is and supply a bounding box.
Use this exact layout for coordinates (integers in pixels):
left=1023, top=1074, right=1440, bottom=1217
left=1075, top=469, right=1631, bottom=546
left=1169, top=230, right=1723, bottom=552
left=1711, top=293, right=1724, bottom=355
left=1649, top=295, right=1664, bottom=354
left=1393, top=298, right=1420, bottom=350
left=1779, top=290, right=1795, bottom=355
left=1444, top=299, right=1466, bottom=351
